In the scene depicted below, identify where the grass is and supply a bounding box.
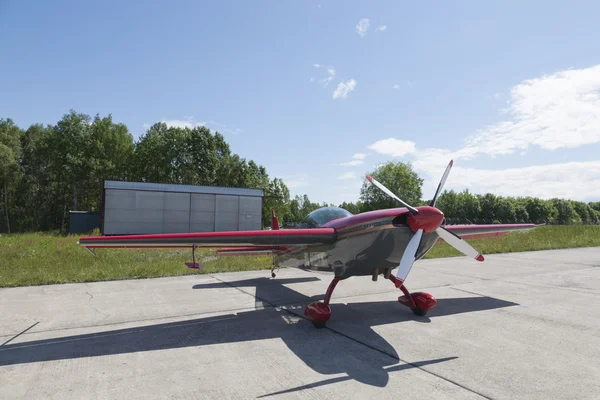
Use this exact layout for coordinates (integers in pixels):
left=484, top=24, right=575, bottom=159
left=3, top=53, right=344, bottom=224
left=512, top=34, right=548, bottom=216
left=1, top=225, right=599, bottom=288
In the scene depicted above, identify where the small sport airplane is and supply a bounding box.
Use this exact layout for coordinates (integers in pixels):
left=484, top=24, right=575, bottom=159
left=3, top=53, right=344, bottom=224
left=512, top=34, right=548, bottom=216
left=78, top=160, right=535, bottom=328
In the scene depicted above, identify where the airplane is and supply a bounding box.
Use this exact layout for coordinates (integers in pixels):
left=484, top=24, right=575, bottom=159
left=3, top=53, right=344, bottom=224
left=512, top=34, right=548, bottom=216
left=78, top=160, right=536, bottom=328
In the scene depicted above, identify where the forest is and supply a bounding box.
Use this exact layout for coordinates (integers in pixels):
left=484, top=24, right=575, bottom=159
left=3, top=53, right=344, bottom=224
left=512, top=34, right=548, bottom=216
left=1, top=111, right=599, bottom=234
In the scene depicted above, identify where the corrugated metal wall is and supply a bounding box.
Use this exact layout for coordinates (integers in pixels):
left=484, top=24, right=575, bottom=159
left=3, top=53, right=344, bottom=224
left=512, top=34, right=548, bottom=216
left=102, top=183, right=263, bottom=235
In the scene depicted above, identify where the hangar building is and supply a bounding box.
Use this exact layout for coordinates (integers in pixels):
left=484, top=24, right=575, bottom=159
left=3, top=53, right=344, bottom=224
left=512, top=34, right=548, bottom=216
left=101, top=180, right=264, bottom=235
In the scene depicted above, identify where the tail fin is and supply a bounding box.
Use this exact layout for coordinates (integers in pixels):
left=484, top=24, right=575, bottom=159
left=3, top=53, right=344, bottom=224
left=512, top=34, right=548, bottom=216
left=271, top=210, right=280, bottom=230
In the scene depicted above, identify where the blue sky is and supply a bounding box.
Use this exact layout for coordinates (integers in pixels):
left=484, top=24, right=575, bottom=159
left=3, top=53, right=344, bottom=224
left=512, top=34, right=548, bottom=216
left=2, top=0, right=600, bottom=205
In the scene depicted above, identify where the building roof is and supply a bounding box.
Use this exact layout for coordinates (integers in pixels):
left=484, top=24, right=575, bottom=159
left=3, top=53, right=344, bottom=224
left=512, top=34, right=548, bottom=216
left=104, top=180, right=264, bottom=197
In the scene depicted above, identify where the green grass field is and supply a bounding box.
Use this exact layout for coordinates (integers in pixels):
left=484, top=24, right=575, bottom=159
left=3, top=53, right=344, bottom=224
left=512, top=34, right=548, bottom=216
left=1, top=225, right=599, bottom=288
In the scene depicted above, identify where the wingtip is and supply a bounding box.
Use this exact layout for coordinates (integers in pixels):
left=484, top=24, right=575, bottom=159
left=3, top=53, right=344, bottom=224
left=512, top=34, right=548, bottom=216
left=366, top=175, right=373, bottom=182
left=449, top=159, right=454, bottom=167
left=476, top=254, right=484, bottom=262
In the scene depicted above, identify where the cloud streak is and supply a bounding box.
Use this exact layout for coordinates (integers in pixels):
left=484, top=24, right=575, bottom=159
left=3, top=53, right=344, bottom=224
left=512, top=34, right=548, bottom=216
left=333, top=79, right=357, bottom=99
left=366, top=64, right=600, bottom=200
left=356, top=18, right=369, bottom=36
left=368, top=138, right=416, bottom=157
left=340, top=153, right=367, bottom=166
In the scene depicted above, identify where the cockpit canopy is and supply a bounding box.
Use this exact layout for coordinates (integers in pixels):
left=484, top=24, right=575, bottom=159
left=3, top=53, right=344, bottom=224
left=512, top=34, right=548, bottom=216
left=297, top=206, right=353, bottom=228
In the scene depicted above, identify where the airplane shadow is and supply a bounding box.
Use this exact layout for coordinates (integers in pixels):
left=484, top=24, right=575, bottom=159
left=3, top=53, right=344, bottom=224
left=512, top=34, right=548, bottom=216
left=0, top=277, right=518, bottom=395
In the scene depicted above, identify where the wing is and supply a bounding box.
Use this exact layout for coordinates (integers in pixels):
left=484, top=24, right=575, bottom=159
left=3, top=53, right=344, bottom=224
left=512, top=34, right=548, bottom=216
left=441, top=223, right=536, bottom=240
left=78, top=228, right=336, bottom=249
left=215, top=246, right=289, bottom=256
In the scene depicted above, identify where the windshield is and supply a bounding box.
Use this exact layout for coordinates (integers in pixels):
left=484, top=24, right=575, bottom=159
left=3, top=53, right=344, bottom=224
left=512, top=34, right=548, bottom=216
left=298, top=206, right=353, bottom=228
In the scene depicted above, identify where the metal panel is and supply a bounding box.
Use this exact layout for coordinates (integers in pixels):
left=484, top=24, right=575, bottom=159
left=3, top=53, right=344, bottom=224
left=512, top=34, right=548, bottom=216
left=104, top=180, right=263, bottom=197
left=190, top=193, right=216, bottom=232
left=238, top=196, right=262, bottom=230
left=134, top=191, right=164, bottom=234
left=163, top=192, right=191, bottom=233
left=215, top=195, right=239, bottom=232
left=102, top=181, right=265, bottom=234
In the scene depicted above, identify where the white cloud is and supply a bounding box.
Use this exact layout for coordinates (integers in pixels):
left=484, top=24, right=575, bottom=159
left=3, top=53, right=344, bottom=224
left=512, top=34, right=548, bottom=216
left=338, top=171, right=357, bottom=180
left=392, top=84, right=400, bottom=89
left=375, top=25, right=387, bottom=32
left=376, top=64, right=600, bottom=200
left=409, top=65, right=600, bottom=175
left=311, top=64, right=336, bottom=87
left=442, top=161, right=600, bottom=201
left=367, top=138, right=417, bottom=157
left=467, top=65, right=600, bottom=156
left=356, top=18, right=370, bottom=36
left=321, top=68, right=336, bottom=86
left=340, top=159, right=364, bottom=166
left=340, top=153, right=367, bottom=166
left=333, top=79, right=357, bottom=99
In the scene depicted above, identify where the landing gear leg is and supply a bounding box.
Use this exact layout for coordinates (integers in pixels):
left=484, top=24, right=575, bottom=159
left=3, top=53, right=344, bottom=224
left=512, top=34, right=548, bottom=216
left=185, top=245, right=202, bottom=270
left=388, top=275, right=437, bottom=317
left=270, top=256, right=279, bottom=278
left=304, top=277, right=341, bottom=328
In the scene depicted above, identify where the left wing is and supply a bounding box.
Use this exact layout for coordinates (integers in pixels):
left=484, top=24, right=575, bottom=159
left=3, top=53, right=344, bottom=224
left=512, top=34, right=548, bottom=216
left=78, top=228, right=336, bottom=249
left=441, top=223, right=536, bottom=240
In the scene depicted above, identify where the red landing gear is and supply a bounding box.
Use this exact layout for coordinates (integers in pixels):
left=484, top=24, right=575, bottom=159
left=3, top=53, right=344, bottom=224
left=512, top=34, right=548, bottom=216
left=304, top=277, right=340, bottom=328
left=388, top=275, right=437, bottom=317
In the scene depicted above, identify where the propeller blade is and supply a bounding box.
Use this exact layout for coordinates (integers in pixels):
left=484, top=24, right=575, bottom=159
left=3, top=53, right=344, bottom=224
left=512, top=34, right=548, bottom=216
left=396, top=228, right=423, bottom=281
left=430, top=160, right=453, bottom=207
left=435, top=226, right=484, bottom=262
left=365, top=175, right=419, bottom=215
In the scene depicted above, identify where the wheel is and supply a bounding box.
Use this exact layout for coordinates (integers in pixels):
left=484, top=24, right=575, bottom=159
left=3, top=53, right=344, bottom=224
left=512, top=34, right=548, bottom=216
left=312, top=320, right=327, bottom=329
left=411, top=307, right=428, bottom=317
left=271, top=272, right=276, bottom=278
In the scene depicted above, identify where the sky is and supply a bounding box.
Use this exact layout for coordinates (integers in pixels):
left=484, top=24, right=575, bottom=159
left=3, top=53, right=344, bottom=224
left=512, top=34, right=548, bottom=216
left=2, top=0, right=600, bottom=205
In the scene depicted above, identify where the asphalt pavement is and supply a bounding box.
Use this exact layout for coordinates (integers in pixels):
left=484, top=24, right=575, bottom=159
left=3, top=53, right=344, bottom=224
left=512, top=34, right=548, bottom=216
left=1, top=247, right=599, bottom=399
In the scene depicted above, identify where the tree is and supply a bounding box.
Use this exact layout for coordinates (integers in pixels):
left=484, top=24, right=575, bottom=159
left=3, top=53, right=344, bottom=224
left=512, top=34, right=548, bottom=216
left=524, top=197, right=555, bottom=224
left=477, top=193, right=498, bottom=223
left=359, top=161, right=423, bottom=211
left=0, top=118, right=23, bottom=233
left=495, top=197, right=517, bottom=223
left=550, top=199, right=579, bottom=225
left=262, top=178, right=290, bottom=226
left=338, top=201, right=361, bottom=214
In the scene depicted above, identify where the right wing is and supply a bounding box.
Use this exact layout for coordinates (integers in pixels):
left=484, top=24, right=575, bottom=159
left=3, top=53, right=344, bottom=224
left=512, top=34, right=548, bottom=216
left=441, top=223, right=536, bottom=240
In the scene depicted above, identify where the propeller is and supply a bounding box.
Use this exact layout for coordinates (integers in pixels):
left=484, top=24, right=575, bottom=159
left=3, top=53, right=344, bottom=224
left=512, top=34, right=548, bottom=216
left=396, top=228, right=423, bottom=282
left=365, top=160, right=484, bottom=284
left=435, top=226, right=484, bottom=261
left=365, top=175, right=419, bottom=215
left=430, top=160, right=453, bottom=207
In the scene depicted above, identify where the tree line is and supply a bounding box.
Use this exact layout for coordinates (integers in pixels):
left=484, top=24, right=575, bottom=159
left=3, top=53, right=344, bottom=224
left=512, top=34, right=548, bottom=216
left=0, top=111, right=290, bottom=233
left=2, top=111, right=599, bottom=234
left=342, top=161, right=600, bottom=226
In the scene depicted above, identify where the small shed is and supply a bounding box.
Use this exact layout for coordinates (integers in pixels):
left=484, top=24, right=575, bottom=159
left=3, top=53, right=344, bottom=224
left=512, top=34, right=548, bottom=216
left=69, top=211, right=101, bottom=234
left=101, top=181, right=264, bottom=235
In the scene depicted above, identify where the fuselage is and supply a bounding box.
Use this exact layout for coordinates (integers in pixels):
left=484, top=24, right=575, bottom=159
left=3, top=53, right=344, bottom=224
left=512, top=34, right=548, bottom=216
left=274, top=207, right=440, bottom=279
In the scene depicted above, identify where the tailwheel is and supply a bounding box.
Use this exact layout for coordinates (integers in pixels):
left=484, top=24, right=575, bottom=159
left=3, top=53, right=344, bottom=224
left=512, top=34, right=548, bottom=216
left=312, top=320, right=327, bottom=329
